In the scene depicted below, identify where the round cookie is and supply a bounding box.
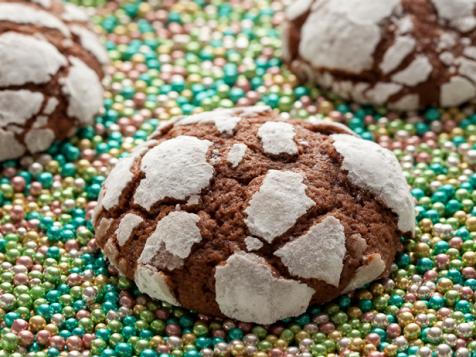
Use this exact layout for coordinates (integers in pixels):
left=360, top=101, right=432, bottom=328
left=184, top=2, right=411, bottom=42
left=283, top=0, right=476, bottom=111
left=0, top=0, right=107, bottom=161
left=93, top=106, right=415, bottom=324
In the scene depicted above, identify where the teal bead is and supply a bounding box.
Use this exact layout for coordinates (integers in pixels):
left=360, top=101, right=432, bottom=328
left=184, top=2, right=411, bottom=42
left=61, top=163, right=76, bottom=177
left=464, top=279, right=476, bottom=289
left=101, top=348, right=116, bottom=357
left=372, top=328, right=387, bottom=342
left=389, top=295, right=404, bottom=307
left=115, top=342, right=133, bottom=357
left=359, top=299, right=373, bottom=312
left=455, top=300, right=472, bottom=313
left=38, top=172, right=53, bottom=189
left=96, top=329, right=111, bottom=341
left=338, top=295, right=352, bottom=309
left=183, top=351, right=200, bottom=357
left=195, top=337, right=211, bottom=349
left=295, top=314, right=311, bottom=326
left=4, top=312, right=19, bottom=327
left=428, top=295, right=445, bottom=309
left=122, top=326, right=136, bottom=339
left=433, top=241, right=449, bottom=254
left=227, top=328, right=243, bottom=340
left=446, top=199, right=462, bottom=215
left=415, top=122, right=429, bottom=135
left=447, top=269, right=463, bottom=284
left=47, top=348, right=60, bottom=357
left=140, top=350, right=159, bottom=357
left=417, top=258, right=434, bottom=273
left=424, top=107, right=441, bottom=121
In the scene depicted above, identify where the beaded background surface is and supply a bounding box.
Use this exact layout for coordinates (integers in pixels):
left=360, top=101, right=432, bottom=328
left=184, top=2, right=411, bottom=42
left=0, top=0, right=475, bottom=356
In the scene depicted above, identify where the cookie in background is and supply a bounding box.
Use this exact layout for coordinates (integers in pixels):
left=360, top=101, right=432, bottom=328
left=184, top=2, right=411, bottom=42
left=0, top=0, right=108, bottom=161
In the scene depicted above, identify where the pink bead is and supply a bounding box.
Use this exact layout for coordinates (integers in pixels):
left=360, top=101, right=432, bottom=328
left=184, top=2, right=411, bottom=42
left=212, top=329, right=225, bottom=338
left=237, top=322, right=252, bottom=333
left=119, top=295, right=134, bottom=308
left=363, top=312, right=375, bottom=322
left=424, top=270, right=438, bottom=281
left=366, top=333, right=381, bottom=345
left=386, top=323, right=401, bottom=338
left=12, top=319, right=28, bottom=332
left=12, top=176, right=26, bottom=192
left=3, top=167, right=16, bottom=177
left=76, top=310, right=90, bottom=319
left=18, top=330, right=34, bottom=346
left=437, top=308, right=452, bottom=318
left=436, top=254, right=449, bottom=267
left=82, top=333, right=95, bottom=348
left=30, top=182, right=42, bottom=196
left=66, top=336, right=83, bottom=351
left=13, top=273, right=28, bottom=285
left=155, top=309, right=169, bottom=320
left=462, top=267, right=476, bottom=279
left=49, top=335, right=65, bottom=350
left=449, top=237, right=463, bottom=249
left=36, top=330, right=51, bottom=345
left=319, top=322, right=335, bottom=333
left=270, top=326, right=284, bottom=335
left=165, top=324, right=181, bottom=336
left=16, top=256, right=33, bottom=269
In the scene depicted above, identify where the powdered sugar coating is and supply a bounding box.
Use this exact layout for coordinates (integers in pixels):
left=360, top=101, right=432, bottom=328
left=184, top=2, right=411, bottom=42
left=177, top=109, right=240, bottom=135
left=380, top=36, right=416, bottom=74
left=0, top=32, right=66, bottom=87
left=61, top=3, right=90, bottom=22
left=134, top=136, right=213, bottom=210
left=215, top=252, right=315, bottom=324
left=138, top=211, right=201, bottom=265
left=440, top=76, right=476, bottom=107
left=99, top=142, right=152, bottom=211
left=62, top=57, right=103, bottom=125
left=245, top=170, right=315, bottom=243
left=0, top=3, right=70, bottom=35
left=285, top=0, right=313, bottom=21
left=227, top=143, right=247, bottom=168
left=24, top=128, right=55, bottom=153
left=307, top=118, right=356, bottom=136
left=244, top=236, right=264, bottom=251
left=116, top=213, right=143, bottom=247
left=391, top=56, right=432, bottom=86
left=70, top=25, right=109, bottom=65
left=31, top=0, right=52, bottom=7
left=0, top=129, right=25, bottom=161
left=175, top=106, right=272, bottom=135
left=274, top=216, right=346, bottom=286
left=331, top=134, right=415, bottom=234
left=44, top=98, right=59, bottom=115
left=342, top=253, right=386, bottom=293
left=0, top=90, right=44, bottom=126
left=431, top=0, right=476, bottom=32
left=135, top=265, right=180, bottom=306
left=258, top=121, right=298, bottom=156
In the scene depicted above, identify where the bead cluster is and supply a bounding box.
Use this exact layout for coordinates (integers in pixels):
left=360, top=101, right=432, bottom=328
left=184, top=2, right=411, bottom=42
left=0, top=0, right=475, bottom=356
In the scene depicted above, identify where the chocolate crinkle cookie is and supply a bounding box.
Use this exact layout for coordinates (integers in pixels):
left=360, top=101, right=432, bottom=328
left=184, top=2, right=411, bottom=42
left=0, top=0, right=107, bottom=161
left=283, top=0, right=476, bottom=111
left=93, top=105, right=415, bottom=325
